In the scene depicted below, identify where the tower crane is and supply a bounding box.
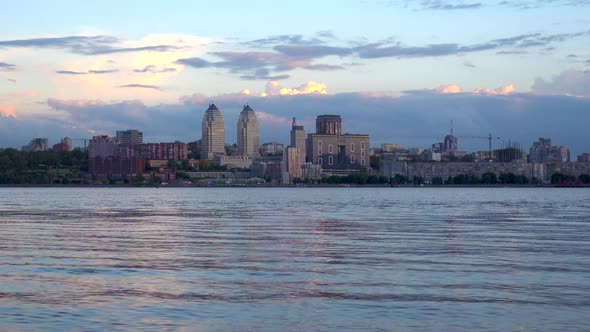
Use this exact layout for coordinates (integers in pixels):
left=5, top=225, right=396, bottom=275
left=458, top=133, right=501, bottom=160
left=72, top=138, right=89, bottom=148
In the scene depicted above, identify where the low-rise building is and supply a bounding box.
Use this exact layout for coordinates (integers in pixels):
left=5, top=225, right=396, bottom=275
left=214, top=155, right=253, bottom=169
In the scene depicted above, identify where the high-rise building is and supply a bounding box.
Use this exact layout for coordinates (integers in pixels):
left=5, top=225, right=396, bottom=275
left=290, top=117, right=306, bottom=162
left=201, top=103, right=225, bottom=160
left=53, top=137, right=72, bottom=152
left=237, top=104, right=260, bottom=157
left=88, top=135, right=119, bottom=158
left=307, top=115, right=370, bottom=171
left=529, top=138, right=570, bottom=163
left=260, top=142, right=284, bottom=156
left=116, top=129, right=143, bottom=145
left=282, top=146, right=302, bottom=184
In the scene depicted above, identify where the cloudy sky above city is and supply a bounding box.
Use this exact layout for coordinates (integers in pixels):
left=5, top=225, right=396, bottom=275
left=1, top=0, right=589, bottom=154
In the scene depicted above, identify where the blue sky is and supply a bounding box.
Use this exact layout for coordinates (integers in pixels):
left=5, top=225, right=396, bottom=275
left=1, top=0, right=589, bottom=154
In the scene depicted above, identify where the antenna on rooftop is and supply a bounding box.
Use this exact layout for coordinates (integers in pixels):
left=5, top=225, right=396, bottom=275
left=451, top=120, right=454, bottom=136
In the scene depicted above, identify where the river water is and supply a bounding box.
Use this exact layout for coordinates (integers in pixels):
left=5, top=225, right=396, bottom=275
left=0, top=188, right=589, bottom=331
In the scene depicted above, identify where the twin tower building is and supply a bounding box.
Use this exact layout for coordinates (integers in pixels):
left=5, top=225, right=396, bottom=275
left=201, top=103, right=260, bottom=159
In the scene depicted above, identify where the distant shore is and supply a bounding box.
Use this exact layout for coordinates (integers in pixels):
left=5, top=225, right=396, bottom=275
left=0, top=183, right=587, bottom=188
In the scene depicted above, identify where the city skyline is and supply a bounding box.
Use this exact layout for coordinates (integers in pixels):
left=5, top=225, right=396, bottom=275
left=1, top=1, right=589, bottom=154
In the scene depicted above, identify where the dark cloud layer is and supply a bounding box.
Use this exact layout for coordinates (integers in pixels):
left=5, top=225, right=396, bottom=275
left=0, top=35, right=186, bottom=55
left=176, top=30, right=589, bottom=79
left=56, top=69, right=119, bottom=75
left=118, top=84, right=161, bottom=91
left=2, top=92, right=589, bottom=157
left=133, top=65, right=177, bottom=73
left=0, top=62, right=17, bottom=72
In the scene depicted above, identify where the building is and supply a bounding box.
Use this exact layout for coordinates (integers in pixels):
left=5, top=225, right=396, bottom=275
left=529, top=138, right=570, bottom=163
left=137, top=142, right=187, bottom=161
left=88, top=135, right=119, bottom=158
left=291, top=118, right=307, bottom=162
left=443, top=135, right=458, bottom=153
left=282, top=146, right=302, bottom=184
left=22, top=138, right=48, bottom=152
left=237, top=104, right=260, bottom=157
left=577, top=153, right=590, bottom=162
left=494, top=146, right=526, bottom=163
left=201, top=103, right=225, bottom=160
left=52, top=137, right=73, bottom=152
left=214, top=155, right=253, bottom=169
left=381, top=143, right=403, bottom=153
left=423, top=150, right=441, bottom=162
left=88, top=156, right=145, bottom=180
left=307, top=115, right=370, bottom=171
left=252, top=161, right=283, bottom=181
left=116, top=129, right=143, bottom=145
left=260, top=142, right=284, bottom=156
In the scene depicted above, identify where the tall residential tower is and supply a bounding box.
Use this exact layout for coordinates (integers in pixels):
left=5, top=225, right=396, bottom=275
left=237, top=105, right=260, bottom=157
left=201, top=103, right=225, bottom=160
left=290, top=117, right=306, bottom=163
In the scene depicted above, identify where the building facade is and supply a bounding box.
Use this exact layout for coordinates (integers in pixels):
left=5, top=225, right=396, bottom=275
left=290, top=117, right=307, bottom=163
left=237, top=105, right=260, bottom=157
left=116, top=129, right=143, bottom=145
left=529, top=138, right=570, bottom=163
left=282, top=146, right=302, bottom=184
left=88, top=135, right=119, bottom=158
left=201, top=103, right=225, bottom=160
left=307, top=115, right=370, bottom=171
left=260, top=142, right=284, bottom=156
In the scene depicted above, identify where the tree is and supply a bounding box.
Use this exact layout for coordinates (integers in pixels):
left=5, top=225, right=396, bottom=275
left=391, top=174, right=408, bottom=185
left=370, top=155, right=380, bottom=170
left=481, top=172, right=498, bottom=184
left=579, top=174, right=590, bottom=184
left=134, top=173, right=145, bottom=185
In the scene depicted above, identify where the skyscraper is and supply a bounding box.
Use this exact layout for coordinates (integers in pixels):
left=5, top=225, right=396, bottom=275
left=237, top=104, right=260, bottom=157
left=116, top=129, right=143, bottom=145
left=290, top=117, right=306, bottom=163
left=201, top=103, right=225, bottom=160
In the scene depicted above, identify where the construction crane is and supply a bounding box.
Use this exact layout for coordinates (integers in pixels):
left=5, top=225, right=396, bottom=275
left=72, top=138, right=89, bottom=148
left=458, top=133, right=501, bottom=160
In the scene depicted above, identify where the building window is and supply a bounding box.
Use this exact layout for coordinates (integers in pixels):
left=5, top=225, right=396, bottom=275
left=328, top=144, right=333, bottom=154
left=318, top=157, right=323, bottom=165
left=351, top=143, right=355, bottom=152
left=328, top=156, right=333, bottom=165
left=318, top=140, right=322, bottom=148
left=361, top=158, right=365, bottom=166
left=318, top=148, right=322, bottom=155
left=361, top=151, right=365, bottom=158
left=351, top=155, right=356, bottom=163
left=361, top=141, right=366, bottom=150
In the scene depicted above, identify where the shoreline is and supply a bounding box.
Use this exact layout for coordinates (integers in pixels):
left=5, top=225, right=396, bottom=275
left=0, top=184, right=587, bottom=188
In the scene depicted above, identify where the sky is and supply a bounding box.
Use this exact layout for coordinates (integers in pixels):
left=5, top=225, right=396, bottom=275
left=1, top=0, right=589, bottom=155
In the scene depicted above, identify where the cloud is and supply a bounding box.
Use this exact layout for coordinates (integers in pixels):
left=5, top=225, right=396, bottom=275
left=0, top=62, right=17, bottom=72
left=0, top=35, right=188, bottom=55
left=56, top=69, right=119, bottom=75
left=133, top=65, right=177, bottom=73
left=56, top=70, right=88, bottom=75
left=7, top=78, right=16, bottom=84
left=89, top=69, right=119, bottom=74
left=404, top=83, right=515, bottom=95
left=438, top=84, right=463, bottom=94
left=258, top=81, right=328, bottom=96
left=473, top=84, right=516, bottom=95
left=532, top=69, right=590, bottom=96
left=393, top=0, right=590, bottom=10
left=118, top=84, right=161, bottom=91
left=463, top=60, right=476, bottom=68
left=0, top=104, right=17, bottom=118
